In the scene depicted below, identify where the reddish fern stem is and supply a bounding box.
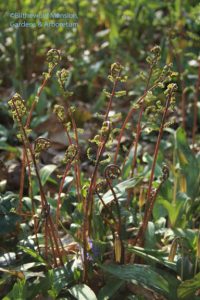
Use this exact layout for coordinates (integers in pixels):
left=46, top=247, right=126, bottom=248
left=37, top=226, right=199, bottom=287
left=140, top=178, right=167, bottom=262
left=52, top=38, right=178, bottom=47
left=12, top=100, right=64, bottom=266
left=47, top=220, right=58, bottom=267
left=70, top=113, right=82, bottom=202
left=95, top=183, right=117, bottom=223
left=104, top=165, right=124, bottom=263
left=130, top=68, right=153, bottom=176
left=56, top=163, right=72, bottom=225
left=23, top=141, right=40, bottom=254
left=18, top=63, right=58, bottom=213
left=105, top=77, right=120, bottom=121
left=83, top=71, right=121, bottom=282
left=55, top=106, right=80, bottom=225
left=133, top=90, right=173, bottom=247
left=125, top=69, right=153, bottom=208
left=65, top=103, right=82, bottom=203
left=113, top=83, right=158, bottom=164
left=83, top=126, right=110, bottom=283
left=18, top=149, right=26, bottom=213
left=48, top=215, right=64, bottom=265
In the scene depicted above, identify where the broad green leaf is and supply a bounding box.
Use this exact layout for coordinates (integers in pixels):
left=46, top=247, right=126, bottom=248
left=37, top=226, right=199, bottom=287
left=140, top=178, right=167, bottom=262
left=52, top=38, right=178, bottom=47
left=19, top=246, right=46, bottom=264
left=40, top=164, right=57, bottom=186
left=157, top=197, right=185, bottom=227
left=100, top=264, right=179, bottom=300
left=144, top=221, right=156, bottom=248
left=0, top=124, right=8, bottom=139
left=98, top=277, right=124, bottom=300
left=0, top=141, right=19, bottom=153
left=126, top=246, right=176, bottom=271
left=176, top=256, right=195, bottom=281
left=100, top=176, right=143, bottom=208
left=3, top=279, right=27, bottom=300
left=177, top=272, right=200, bottom=299
left=122, top=144, right=143, bottom=179
left=48, top=267, right=72, bottom=299
left=143, top=152, right=163, bottom=178
left=173, top=228, right=196, bottom=249
left=175, top=128, right=200, bottom=199
left=68, top=284, right=97, bottom=300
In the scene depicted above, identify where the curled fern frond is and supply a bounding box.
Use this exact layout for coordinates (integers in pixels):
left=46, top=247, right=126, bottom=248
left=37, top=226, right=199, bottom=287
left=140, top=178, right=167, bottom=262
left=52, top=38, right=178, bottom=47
left=87, top=144, right=97, bottom=163
left=161, top=164, right=170, bottom=182
left=111, top=62, right=123, bottom=79
left=54, top=104, right=66, bottom=123
left=95, top=179, right=108, bottom=195
left=46, top=49, right=61, bottom=73
left=104, top=164, right=121, bottom=180
left=8, top=93, right=27, bottom=121
left=34, top=138, right=51, bottom=159
left=57, top=68, right=73, bottom=96
left=64, top=144, right=78, bottom=164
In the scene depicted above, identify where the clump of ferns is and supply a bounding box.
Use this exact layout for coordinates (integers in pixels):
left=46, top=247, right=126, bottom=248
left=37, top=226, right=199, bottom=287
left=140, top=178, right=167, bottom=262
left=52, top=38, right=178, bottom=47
left=58, top=53, right=178, bottom=280
left=8, top=95, right=64, bottom=267
left=8, top=50, right=65, bottom=267
left=114, top=46, right=178, bottom=172
left=100, top=47, right=179, bottom=252
left=8, top=47, right=178, bottom=281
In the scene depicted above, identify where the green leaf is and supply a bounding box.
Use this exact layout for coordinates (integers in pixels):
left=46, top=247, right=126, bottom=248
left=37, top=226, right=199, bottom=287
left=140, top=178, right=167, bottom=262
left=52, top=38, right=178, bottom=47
left=40, top=164, right=57, bottom=186
left=68, top=284, right=97, bottom=300
left=144, top=221, right=156, bottom=248
left=100, top=264, right=179, bottom=300
left=46, top=264, right=73, bottom=299
left=173, top=228, right=196, bottom=245
left=0, top=141, right=19, bottom=153
left=48, top=268, right=70, bottom=299
left=126, top=246, right=176, bottom=271
left=0, top=124, right=8, bottom=138
left=100, top=176, right=143, bottom=208
left=19, top=246, right=46, bottom=264
left=3, top=279, right=27, bottom=300
left=98, top=277, right=124, bottom=300
left=157, top=197, right=185, bottom=227
left=177, top=272, right=200, bottom=299
left=122, top=146, right=142, bottom=179
left=175, top=127, right=200, bottom=199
